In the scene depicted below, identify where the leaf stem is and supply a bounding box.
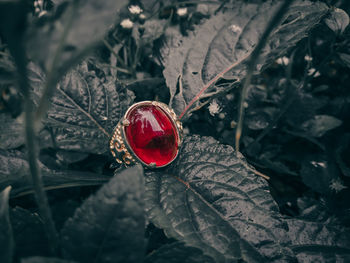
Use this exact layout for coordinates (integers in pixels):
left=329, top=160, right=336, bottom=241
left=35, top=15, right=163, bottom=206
left=235, top=0, right=295, bottom=153
left=8, top=32, right=60, bottom=254
left=24, top=100, right=60, bottom=255
left=103, top=39, right=128, bottom=69
left=178, top=53, right=250, bottom=120
left=18, top=61, right=60, bottom=255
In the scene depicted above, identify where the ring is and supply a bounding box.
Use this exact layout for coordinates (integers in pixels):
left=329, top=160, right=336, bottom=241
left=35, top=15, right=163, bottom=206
left=110, top=101, right=183, bottom=168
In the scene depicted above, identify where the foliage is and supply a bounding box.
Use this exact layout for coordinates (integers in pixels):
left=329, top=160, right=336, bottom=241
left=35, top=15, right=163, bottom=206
left=0, top=0, right=350, bottom=262
left=60, top=165, right=145, bottom=263
left=162, top=1, right=328, bottom=115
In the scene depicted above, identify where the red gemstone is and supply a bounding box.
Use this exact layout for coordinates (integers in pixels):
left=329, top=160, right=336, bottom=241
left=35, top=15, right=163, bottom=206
left=124, top=102, right=179, bottom=167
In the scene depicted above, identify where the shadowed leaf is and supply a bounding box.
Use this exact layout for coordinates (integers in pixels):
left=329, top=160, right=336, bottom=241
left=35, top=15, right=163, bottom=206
left=286, top=218, right=350, bottom=263
left=301, top=115, right=342, bottom=138
left=0, top=149, right=109, bottom=197
left=10, top=207, right=49, bottom=259
left=27, top=0, right=128, bottom=75
left=145, top=242, right=215, bottom=263
left=61, top=165, right=145, bottom=263
left=21, top=257, right=76, bottom=263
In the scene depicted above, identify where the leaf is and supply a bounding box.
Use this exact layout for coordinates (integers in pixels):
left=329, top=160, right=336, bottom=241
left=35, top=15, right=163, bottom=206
left=0, top=149, right=109, bottom=197
left=325, top=7, right=349, bottom=34
left=335, top=133, right=350, bottom=177
left=0, top=113, right=25, bottom=149
left=21, top=257, right=76, bottom=263
left=338, top=52, right=350, bottom=68
left=141, top=19, right=167, bottom=45
left=0, top=186, right=14, bottom=263
left=10, top=207, right=49, bottom=259
left=27, top=0, right=128, bottom=74
left=300, top=154, right=340, bottom=194
left=61, top=165, right=145, bottom=263
left=301, top=115, right=342, bottom=137
left=145, top=135, right=295, bottom=262
left=0, top=1, right=27, bottom=88
left=162, top=1, right=328, bottom=114
left=28, top=61, right=134, bottom=154
left=286, top=219, right=350, bottom=263
left=145, top=242, right=215, bottom=263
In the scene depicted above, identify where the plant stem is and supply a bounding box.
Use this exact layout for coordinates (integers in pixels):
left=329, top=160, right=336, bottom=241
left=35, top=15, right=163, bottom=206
left=235, top=0, right=295, bottom=153
left=8, top=29, right=60, bottom=254
left=103, top=39, right=128, bottom=69
left=179, top=52, right=250, bottom=120
left=17, top=60, right=60, bottom=255
left=24, top=100, right=60, bottom=255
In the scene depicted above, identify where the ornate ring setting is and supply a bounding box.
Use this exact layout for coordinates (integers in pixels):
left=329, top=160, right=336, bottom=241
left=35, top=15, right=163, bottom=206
left=110, top=101, right=183, bottom=168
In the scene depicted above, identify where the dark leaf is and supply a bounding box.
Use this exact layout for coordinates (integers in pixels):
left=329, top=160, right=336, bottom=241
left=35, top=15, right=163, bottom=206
left=162, top=1, right=328, bottom=114
left=301, top=115, right=342, bottom=138
left=50, top=0, right=68, bottom=8
left=21, top=257, right=76, bottom=263
left=0, top=1, right=27, bottom=94
left=0, top=48, right=16, bottom=86
left=27, top=0, right=128, bottom=74
left=300, top=154, right=341, bottom=194
left=145, top=242, right=215, bottom=263
left=0, top=186, right=14, bottom=263
left=0, top=149, right=109, bottom=197
left=28, top=62, right=134, bottom=154
left=61, top=165, right=145, bottom=263
left=338, top=52, right=350, bottom=68
left=324, top=7, right=349, bottom=34
left=296, top=196, right=330, bottom=222
left=10, top=207, right=49, bottom=259
left=145, top=135, right=295, bottom=262
left=53, top=150, right=89, bottom=167
left=141, top=19, right=167, bottom=45
left=335, top=133, right=350, bottom=177
left=286, top=218, right=350, bottom=263
left=0, top=113, right=25, bottom=149
left=284, top=87, right=327, bottom=127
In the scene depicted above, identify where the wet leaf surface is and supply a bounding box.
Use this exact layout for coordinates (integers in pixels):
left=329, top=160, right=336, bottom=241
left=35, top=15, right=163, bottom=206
left=286, top=218, right=350, bottom=262
left=146, top=135, right=294, bottom=262
left=146, top=135, right=350, bottom=262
